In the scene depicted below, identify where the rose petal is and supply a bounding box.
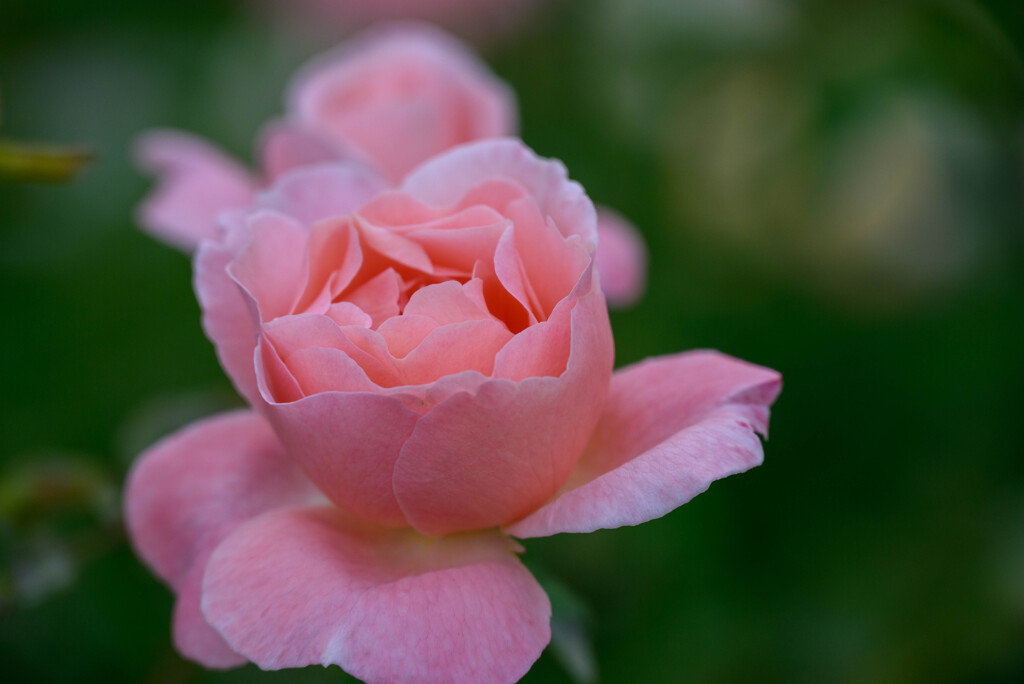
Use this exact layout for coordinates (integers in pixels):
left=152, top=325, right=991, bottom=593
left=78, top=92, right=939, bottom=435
left=357, top=190, right=446, bottom=225
left=257, top=120, right=347, bottom=181
left=325, top=301, right=373, bottom=327
left=409, top=220, right=510, bottom=273
left=257, top=342, right=421, bottom=526
left=124, top=410, right=316, bottom=667
left=196, top=163, right=385, bottom=405
left=358, top=191, right=509, bottom=272
left=353, top=214, right=435, bottom=274
left=398, top=318, right=513, bottom=384
left=201, top=506, right=550, bottom=683
left=493, top=223, right=543, bottom=323
left=286, top=346, right=381, bottom=395
left=392, top=267, right=613, bottom=536
left=402, top=280, right=493, bottom=326
left=296, top=219, right=365, bottom=314
left=228, top=210, right=308, bottom=322
left=402, top=139, right=597, bottom=245
left=473, top=258, right=532, bottom=334
left=194, top=211, right=262, bottom=404
left=135, top=130, right=257, bottom=252
left=173, top=562, right=245, bottom=669
left=503, top=352, right=782, bottom=538
left=288, top=24, right=516, bottom=181
left=263, top=314, right=399, bottom=392
left=503, top=196, right=589, bottom=317
left=491, top=292, right=572, bottom=382
left=377, top=314, right=440, bottom=358
left=345, top=268, right=403, bottom=328
left=595, top=207, right=647, bottom=308
left=256, top=162, right=390, bottom=226
left=318, top=98, right=454, bottom=183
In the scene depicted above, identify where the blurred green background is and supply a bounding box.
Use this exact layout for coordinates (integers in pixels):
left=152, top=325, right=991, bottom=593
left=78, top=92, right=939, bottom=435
left=1, top=0, right=1023, bottom=682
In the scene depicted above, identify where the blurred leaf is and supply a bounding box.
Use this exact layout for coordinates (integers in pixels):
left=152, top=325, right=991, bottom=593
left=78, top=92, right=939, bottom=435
left=115, top=389, right=242, bottom=468
left=530, top=563, right=598, bottom=684
left=0, top=139, right=94, bottom=183
left=0, top=457, right=117, bottom=528
left=0, top=457, right=122, bottom=613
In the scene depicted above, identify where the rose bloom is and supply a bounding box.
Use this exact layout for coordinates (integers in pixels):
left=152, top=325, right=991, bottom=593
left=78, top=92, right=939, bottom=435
left=126, top=137, right=781, bottom=682
left=136, top=23, right=647, bottom=306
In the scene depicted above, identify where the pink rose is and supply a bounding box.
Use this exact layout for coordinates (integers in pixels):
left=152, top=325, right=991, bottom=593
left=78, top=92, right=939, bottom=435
left=126, top=138, right=781, bottom=682
left=136, top=23, right=648, bottom=306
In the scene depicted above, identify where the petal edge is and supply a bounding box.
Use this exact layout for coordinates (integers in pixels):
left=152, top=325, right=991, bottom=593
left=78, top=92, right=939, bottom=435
left=504, top=351, right=781, bottom=538
left=202, top=506, right=551, bottom=684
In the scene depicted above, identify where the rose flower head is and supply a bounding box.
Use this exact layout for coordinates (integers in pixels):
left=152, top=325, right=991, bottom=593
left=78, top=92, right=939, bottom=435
left=136, top=23, right=647, bottom=307
left=126, top=137, right=781, bottom=683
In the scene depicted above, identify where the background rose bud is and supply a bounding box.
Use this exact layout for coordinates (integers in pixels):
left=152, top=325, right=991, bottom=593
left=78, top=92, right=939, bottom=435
left=125, top=139, right=781, bottom=681
left=285, top=24, right=517, bottom=182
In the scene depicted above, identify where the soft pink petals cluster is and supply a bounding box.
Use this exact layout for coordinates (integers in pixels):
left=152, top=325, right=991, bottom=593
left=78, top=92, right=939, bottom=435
left=136, top=24, right=646, bottom=308
left=127, top=24, right=781, bottom=684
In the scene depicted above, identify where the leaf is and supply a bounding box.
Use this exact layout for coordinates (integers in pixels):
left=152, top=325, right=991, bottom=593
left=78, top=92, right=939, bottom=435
left=528, top=561, right=599, bottom=683
left=0, top=139, right=94, bottom=183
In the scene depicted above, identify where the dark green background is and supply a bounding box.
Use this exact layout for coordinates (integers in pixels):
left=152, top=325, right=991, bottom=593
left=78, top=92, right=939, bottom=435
left=2, top=1, right=1023, bottom=682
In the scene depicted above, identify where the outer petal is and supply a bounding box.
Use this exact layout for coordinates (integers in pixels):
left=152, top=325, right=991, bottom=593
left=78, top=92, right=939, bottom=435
left=135, top=130, right=257, bottom=252
left=173, top=562, right=243, bottom=668
left=124, top=410, right=317, bottom=667
left=227, top=210, right=309, bottom=322
left=257, top=337, right=421, bottom=527
left=392, top=266, right=613, bottom=536
left=595, top=206, right=647, bottom=308
left=503, top=352, right=782, bottom=539
left=201, top=506, right=551, bottom=684
left=257, top=120, right=347, bottom=181
left=402, top=139, right=598, bottom=245
left=194, top=212, right=262, bottom=404
left=256, top=162, right=391, bottom=227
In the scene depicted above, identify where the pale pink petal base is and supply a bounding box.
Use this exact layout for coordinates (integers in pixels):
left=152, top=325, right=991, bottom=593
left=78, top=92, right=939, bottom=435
left=202, top=506, right=551, bottom=684
left=504, top=351, right=782, bottom=539
left=259, top=377, right=422, bottom=527
left=124, top=410, right=316, bottom=667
